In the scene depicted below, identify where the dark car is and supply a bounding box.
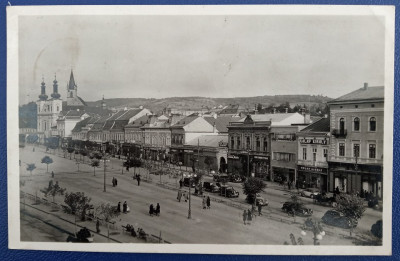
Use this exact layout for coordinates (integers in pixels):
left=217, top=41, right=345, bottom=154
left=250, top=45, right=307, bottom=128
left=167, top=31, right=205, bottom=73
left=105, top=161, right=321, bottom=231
left=219, top=185, right=239, bottom=198
left=229, top=174, right=244, bottom=183
left=314, top=193, right=338, bottom=207
left=183, top=178, right=195, bottom=188
left=321, top=210, right=358, bottom=229
left=281, top=202, right=313, bottom=217
left=203, top=181, right=220, bottom=193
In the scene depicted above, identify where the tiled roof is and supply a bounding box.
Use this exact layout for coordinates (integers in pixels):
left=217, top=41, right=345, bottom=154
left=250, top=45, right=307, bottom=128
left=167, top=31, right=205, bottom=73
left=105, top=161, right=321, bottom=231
left=116, top=109, right=143, bottom=121
left=171, top=115, right=199, bottom=128
left=204, top=116, right=240, bottom=133
left=237, top=113, right=299, bottom=123
left=126, top=115, right=153, bottom=128
left=185, top=135, right=228, bottom=148
left=71, top=117, right=93, bottom=132
left=330, top=86, right=384, bottom=103
left=300, top=117, right=330, bottom=133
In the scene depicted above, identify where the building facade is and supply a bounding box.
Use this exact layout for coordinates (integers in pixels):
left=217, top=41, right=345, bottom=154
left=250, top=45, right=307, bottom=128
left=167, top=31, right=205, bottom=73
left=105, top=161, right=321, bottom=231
left=328, top=84, right=384, bottom=197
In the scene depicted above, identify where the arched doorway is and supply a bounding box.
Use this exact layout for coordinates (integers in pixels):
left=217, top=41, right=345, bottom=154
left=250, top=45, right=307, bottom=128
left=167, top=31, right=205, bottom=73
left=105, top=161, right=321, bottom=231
left=219, top=157, right=227, bottom=173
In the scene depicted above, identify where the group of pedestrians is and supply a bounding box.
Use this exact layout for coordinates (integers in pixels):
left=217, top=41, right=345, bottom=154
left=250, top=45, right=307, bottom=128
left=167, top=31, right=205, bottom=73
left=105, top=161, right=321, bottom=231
left=149, top=203, right=161, bottom=216
left=112, top=177, right=118, bottom=187
left=202, top=196, right=211, bottom=209
left=242, top=209, right=254, bottom=225
left=117, top=201, right=129, bottom=213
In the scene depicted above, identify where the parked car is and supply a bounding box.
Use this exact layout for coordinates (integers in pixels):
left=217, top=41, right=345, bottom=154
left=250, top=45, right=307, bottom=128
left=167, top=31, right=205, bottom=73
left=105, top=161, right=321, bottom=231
left=299, top=188, right=320, bottom=199
left=255, top=193, right=268, bottom=206
left=183, top=177, right=195, bottom=188
left=203, top=181, right=220, bottom=193
left=321, top=210, right=358, bottom=229
left=219, top=185, right=239, bottom=198
left=314, top=192, right=338, bottom=207
left=213, top=174, right=229, bottom=183
left=281, top=202, right=313, bottom=217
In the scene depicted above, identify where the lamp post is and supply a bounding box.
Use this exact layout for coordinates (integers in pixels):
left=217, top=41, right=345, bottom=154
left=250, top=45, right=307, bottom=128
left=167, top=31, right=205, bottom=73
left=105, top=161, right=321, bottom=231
left=247, top=149, right=251, bottom=177
left=301, top=219, right=325, bottom=245
left=103, top=152, right=109, bottom=192
left=188, top=173, right=197, bottom=219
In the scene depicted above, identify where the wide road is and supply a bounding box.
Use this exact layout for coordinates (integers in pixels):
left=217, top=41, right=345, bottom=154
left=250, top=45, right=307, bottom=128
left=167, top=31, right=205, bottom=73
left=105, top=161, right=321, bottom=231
left=18, top=145, right=380, bottom=245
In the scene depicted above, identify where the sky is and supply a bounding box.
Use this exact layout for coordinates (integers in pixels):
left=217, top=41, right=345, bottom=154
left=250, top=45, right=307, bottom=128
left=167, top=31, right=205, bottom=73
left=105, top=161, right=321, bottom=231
left=18, top=14, right=385, bottom=105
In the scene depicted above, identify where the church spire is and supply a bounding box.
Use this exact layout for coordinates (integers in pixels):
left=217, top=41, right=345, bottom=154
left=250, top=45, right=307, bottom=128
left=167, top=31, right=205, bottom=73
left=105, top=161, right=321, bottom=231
left=51, top=73, right=61, bottom=99
left=67, top=69, right=77, bottom=91
left=38, top=76, right=48, bottom=101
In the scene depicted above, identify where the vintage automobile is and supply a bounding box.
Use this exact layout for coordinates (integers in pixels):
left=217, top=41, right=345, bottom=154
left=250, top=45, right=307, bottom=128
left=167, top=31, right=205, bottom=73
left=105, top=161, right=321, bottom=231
left=255, top=193, right=268, bottom=206
left=281, top=202, right=313, bottom=217
left=321, top=210, right=358, bottom=229
left=314, top=192, right=338, bottom=207
left=299, top=188, right=320, bottom=199
left=229, top=174, right=244, bottom=183
left=203, top=181, right=220, bottom=193
left=213, top=174, right=230, bottom=183
left=183, top=177, right=195, bottom=188
left=219, top=185, right=239, bottom=198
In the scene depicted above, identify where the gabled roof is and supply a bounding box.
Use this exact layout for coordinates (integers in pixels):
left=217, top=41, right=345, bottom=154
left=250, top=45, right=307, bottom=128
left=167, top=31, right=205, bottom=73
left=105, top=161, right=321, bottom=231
left=71, top=117, right=93, bottom=132
left=125, top=115, right=153, bottom=128
left=204, top=116, right=240, bottom=133
left=89, top=115, right=113, bottom=131
left=185, top=135, right=228, bottom=148
left=59, top=110, right=86, bottom=118
left=329, top=86, right=384, bottom=103
left=237, top=113, right=299, bottom=123
left=171, top=115, right=199, bottom=128
left=300, top=117, right=330, bottom=133
left=115, top=108, right=143, bottom=121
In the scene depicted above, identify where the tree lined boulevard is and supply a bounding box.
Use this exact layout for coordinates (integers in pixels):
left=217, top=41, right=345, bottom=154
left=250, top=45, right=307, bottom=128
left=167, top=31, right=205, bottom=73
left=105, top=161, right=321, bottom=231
left=19, top=145, right=381, bottom=245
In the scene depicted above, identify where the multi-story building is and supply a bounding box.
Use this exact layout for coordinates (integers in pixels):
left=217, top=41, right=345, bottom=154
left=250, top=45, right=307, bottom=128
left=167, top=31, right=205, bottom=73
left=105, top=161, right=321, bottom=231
left=56, top=110, right=90, bottom=138
left=327, top=83, right=384, bottom=197
left=227, top=113, right=308, bottom=179
left=141, top=116, right=172, bottom=160
left=296, top=117, right=330, bottom=191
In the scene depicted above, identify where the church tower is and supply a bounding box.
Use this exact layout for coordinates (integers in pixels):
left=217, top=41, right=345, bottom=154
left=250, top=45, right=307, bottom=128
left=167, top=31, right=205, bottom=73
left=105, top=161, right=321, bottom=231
left=66, top=69, right=86, bottom=109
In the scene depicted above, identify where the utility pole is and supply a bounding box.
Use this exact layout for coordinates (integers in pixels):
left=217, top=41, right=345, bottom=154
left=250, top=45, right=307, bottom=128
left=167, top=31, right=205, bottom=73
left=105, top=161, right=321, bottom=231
left=103, top=155, right=106, bottom=192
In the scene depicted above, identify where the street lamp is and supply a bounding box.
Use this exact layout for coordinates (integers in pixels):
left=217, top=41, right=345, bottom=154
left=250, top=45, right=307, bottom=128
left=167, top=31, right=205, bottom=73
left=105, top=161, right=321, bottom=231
left=301, top=219, right=325, bottom=245
left=102, top=152, right=109, bottom=192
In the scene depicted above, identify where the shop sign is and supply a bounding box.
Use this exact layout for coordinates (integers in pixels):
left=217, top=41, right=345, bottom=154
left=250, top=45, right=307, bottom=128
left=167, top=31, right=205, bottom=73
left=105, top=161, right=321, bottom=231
left=299, top=138, right=328, bottom=145
left=228, top=155, right=240, bottom=159
left=185, top=150, right=194, bottom=153
left=254, top=156, right=269, bottom=160
left=298, top=165, right=327, bottom=173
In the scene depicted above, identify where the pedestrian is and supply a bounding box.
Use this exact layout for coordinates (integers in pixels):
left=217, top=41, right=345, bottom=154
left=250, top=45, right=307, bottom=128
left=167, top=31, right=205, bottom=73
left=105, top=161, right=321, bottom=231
left=202, top=196, right=206, bottom=209
left=335, top=186, right=340, bottom=195
left=96, top=219, right=100, bottom=233
left=179, top=179, right=183, bottom=188
left=242, top=210, right=247, bottom=225
left=206, top=196, right=211, bottom=209
left=123, top=201, right=127, bottom=213
left=177, top=190, right=182, bottom=202
left=156, top=203, right=160, bottom=216
left=149, top=204, right=154, bottom=216
left=51, top=171, right=54, bottom=178
left=117, top=202, right=121, bottom=212
left=258, top=204, right=262, bottom=216
left=247, top=209, right=252, bottom=225
left=137, top=174, right=141, bottom=186
left=115, top=178, right=118, bottom=187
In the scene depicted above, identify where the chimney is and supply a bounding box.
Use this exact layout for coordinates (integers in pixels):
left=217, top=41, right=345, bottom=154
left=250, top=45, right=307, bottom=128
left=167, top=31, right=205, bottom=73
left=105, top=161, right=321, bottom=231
left=363, top=82, right=368, bottom=90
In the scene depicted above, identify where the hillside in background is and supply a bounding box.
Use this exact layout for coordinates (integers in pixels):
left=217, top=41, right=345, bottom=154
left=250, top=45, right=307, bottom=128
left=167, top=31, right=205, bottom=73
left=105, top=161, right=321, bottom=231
left=86, top=95, right=332, bottom=114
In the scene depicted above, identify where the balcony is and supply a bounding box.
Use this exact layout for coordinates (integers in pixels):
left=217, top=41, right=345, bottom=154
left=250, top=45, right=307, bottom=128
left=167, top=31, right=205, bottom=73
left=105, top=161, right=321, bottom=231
left=331, top=129, right=347, bottom=138
left=329, top=155, right=383, bottom=165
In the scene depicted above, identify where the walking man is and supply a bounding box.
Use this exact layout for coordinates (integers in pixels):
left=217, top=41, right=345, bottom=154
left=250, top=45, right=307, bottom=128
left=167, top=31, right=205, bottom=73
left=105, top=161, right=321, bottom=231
left=247, top=209, right=252, bottom=225
left=242, top=210, right=247, bottom=225
left=206, top=196, right=211, bottom=209
left=177, top=190, right=182, bottom=202
left=123, top=201, right=127, bottom=213
left=202, top=196, right=206, bottom=209
left=117, top=202, right=121, bottom=213
left=258, top=203, right=262, bottom=216
left=156, top=203, right=160, bottom=216
left=179, top=179, right=183, bottom=188
left=137, top=174, right=141, bottom=186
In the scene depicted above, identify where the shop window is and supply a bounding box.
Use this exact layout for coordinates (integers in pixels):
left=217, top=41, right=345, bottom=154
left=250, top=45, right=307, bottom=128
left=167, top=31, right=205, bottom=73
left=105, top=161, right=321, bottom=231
left=353, top=117, right=360, bottom=131
left=339, top=143, right=345, bottom=156
left=353, top=144, right=360, bottom=158
left=369, top=144, right=376, bottom=159
left=369, top=117, right=376, bottom=131
left=302, top=147, right=307, bottom=160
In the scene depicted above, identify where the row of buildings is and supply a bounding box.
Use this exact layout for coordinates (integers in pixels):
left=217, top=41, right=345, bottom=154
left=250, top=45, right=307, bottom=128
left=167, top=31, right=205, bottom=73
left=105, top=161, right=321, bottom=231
left=27, top=72, right=384, bottom=198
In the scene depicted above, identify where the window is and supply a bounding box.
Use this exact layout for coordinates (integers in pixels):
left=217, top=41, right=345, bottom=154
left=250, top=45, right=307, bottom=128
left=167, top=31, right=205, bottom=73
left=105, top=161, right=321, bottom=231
left=339, top=118, right=345, bottom=133
left=312, top=148, right=317, bottom=162
left=339, top=143, right=345, bottom=156
left=369, top=144, right=376, bottom=159
left=273, top=152, right=294, bottom=162
left=353, top=144, right=360, bottom=158
left=323, top=149, right=328, bottom=158
left=263, top=137, right=268, bottom=152
left=369, top=117, right=376, bottom=131
left=237, top=137, right=241, bottom=150
left=256, top=137, right=260, bottom=151
left=230, top=136, right=234, bottom=149
left=353, top=117, right=360, bottom=131
left=246, top=136, right=251, bottom=150
left=302, top=147, right=307, bottom=160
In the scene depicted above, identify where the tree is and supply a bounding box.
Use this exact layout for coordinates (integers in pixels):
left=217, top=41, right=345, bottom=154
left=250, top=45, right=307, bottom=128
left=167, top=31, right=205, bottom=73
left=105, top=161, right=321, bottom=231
left=41, top=156, right=53, bottom=173
left=80, top=150, right=88, bottom=163
left=26, top=163, right=36, bottom=176
left=67, top=147, right=74, bottom=160
left=242, top=177, right=267, bottom=204
left=64, top=192, right=92, bottom=221
left=41, top=180, right=66, bottom=203
left=91, top=159, right=100, bottom=176
left=95, top=203, right=121, bottom=238
left=335, top=193, right=366, bottom=222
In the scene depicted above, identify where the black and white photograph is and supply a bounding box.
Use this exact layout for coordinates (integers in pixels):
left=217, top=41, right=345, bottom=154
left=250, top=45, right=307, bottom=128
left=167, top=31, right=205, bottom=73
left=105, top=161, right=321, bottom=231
left=7, top=5, right=394, bottom=255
